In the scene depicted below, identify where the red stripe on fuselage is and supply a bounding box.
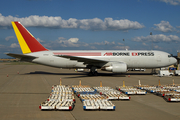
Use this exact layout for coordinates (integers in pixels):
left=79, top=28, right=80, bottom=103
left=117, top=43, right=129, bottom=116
left=14, top=22, right=48, bottom=53
left=53, top=52, right=101, bottom=56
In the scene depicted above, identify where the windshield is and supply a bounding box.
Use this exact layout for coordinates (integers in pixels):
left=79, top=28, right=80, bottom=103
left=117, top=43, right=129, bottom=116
left=168, top=54, right=172, bottom=58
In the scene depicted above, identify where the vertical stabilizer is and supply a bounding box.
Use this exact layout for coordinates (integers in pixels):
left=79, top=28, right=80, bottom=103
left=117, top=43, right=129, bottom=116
left=11, top=21, right=48, bottom=54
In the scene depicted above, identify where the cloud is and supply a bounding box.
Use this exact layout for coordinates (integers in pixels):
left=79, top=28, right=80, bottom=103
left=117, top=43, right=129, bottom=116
left=68, top=38, right=79, bottom=43
left=114, top=46, right=130, bottom=50
left=142, top=43, right=148, bottom=46
left=93, top=41, right=115, bottom=45
left=0, top=44, right=5, bottom=48
left=46, top=37, right=129, bottom=50
left=154, top=45, right=161, bottom=49
left=0, top=13, right=144, bottom=31
left=104, top=18, right=144, bottom=31
left=5, top=36, right=15, bottom=41
left=177, top=26, right=180, bottom=28
left=90, top=46, right=97, bottom=49
left=133, top=34, right=180, bottom=42
left=10, top=43, right=19, bottom=48
left=153, top=21, right=175, bottom=32
left=157, top=0, right=180, bottom=5
left=118, top=42, right=124, bottom=45
left=58, top=37, right=80, bottom=47
left=36, top=38, right=44, bottom=43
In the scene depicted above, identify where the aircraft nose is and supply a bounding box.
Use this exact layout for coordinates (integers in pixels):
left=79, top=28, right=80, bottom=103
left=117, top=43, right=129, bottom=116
left=171, top=57, right=177, bottom=64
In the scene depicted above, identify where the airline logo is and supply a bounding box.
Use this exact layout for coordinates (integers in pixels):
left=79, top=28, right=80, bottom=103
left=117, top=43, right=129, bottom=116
left=103, top=52, right=154, bottom=56
left=132, top=52, right=154, bottom=56
left=103, top=52, right=129, bottom=56
left=132, top=52, right=138, bottom=56
left=103, top=52, right=113, bottom=56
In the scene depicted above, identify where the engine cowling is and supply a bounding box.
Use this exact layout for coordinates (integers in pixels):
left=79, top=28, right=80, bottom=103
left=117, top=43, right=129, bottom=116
left=101, top=63, right=127, bottom=73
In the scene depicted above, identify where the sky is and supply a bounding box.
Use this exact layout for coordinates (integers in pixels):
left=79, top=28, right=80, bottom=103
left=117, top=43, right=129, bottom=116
left=0, top=0, right=180, bottom=58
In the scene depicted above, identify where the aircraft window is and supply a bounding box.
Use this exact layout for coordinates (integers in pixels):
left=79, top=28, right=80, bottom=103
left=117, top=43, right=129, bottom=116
left=168, top=55, right=172, bottom=57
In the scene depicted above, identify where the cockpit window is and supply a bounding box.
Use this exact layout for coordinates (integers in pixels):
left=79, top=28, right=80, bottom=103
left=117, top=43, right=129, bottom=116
left=168, top=54, right=172, bottom=57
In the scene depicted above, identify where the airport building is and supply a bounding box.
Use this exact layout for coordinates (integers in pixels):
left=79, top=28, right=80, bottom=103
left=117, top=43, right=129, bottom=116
left=177, top=52, right=180, bottom=70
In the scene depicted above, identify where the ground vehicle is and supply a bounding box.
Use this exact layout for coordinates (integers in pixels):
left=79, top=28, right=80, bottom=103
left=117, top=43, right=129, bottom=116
left=158, top=70, right=173, bottom=77
left=175, top=70, right=180, bottom=76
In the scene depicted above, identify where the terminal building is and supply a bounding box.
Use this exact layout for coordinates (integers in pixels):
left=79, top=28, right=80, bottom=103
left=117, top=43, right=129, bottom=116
left=177, top=52, right=180, bottom=70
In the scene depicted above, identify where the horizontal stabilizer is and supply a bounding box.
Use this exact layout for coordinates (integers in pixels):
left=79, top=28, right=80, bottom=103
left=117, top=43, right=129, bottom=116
left=6, top=53, right=37, bottom=59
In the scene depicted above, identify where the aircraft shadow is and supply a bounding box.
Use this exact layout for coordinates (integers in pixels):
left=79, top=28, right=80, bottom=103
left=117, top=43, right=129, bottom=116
left=25, top=71, right=126, bottom=77
left=125, top=73, right=153, bottom=75
left=24, top=71, right=153, bottom=78
left=26, top=71, right=86, bottom=75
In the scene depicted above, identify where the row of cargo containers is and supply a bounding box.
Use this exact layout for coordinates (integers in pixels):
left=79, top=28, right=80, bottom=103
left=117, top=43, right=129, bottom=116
left=105, top=93, right=130, bottom=100
left=136, top=85, right=180, bottom=93
left=39, top=100, right=74, bottom=110
left=52, top=85, right=73, bottom=92
left=164, top=95, right=180, bottom=102
left=93, top=86, right=130, bottom=100
left=79, top=94, right=107, bottom=101
left=72, top=87, right=96, bottom=94
left=159, top=86, right=180, bottom=92
left=73, top=86, right=130, bottom=100
left=146, top=88, right=169, bottom=93
left=135, top=85, right=180, bottom=102
left=156, top=91, right=180, bottom=97
left=52, top=85, right=72, bottom=90
left=79, top=94, right=115, bottom=110
left=136, top=84, right=180, bottom=90
left=116, top=86, right=147, bottom=95
left=50, top=91, right=74, bottom=95
left=51, top=89, right=74, bottom=93
left=47, top=94, right=75, bottom=102
left=83, top=100, right=115, bottom=110
left=72, top=85, right=98, bottom=97
left=72, top=86, right=116, bottom=110
left=134, top=85, right=156, bottom=90
left=146, top=88, right=180, bottom=102
left=39, top=85, right=75, bottom=111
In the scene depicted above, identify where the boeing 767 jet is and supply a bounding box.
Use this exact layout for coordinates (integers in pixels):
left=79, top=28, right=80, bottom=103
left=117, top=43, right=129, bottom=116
left=6, top=21, right=177, bottom=75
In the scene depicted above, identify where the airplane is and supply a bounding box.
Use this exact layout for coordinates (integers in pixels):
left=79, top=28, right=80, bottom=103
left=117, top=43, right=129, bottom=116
left=6, top=21, right=177, bottom=75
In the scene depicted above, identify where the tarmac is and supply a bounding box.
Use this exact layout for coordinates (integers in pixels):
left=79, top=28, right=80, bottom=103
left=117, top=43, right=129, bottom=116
left=0, top=62, right=180, bottom=120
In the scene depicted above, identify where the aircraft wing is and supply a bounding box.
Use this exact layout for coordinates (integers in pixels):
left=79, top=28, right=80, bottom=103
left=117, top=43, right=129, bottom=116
left=6, top=53, right=37, bottom=59
left=54, top=55, right=108, bottom=65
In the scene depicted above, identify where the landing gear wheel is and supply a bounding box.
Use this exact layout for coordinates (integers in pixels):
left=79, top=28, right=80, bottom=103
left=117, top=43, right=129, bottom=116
left=88, top=72, right=93, bottom=76
left=94, top=71, right=98, bottom=76
left=88, top=71, right=98, bottom=76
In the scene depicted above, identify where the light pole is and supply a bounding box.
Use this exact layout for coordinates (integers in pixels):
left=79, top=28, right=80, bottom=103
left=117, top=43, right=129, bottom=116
left=150, top=32, right=153, bottom=50
left=123, top=39, right=125, bottom=50
left=150, top=32, right=156, bottom=73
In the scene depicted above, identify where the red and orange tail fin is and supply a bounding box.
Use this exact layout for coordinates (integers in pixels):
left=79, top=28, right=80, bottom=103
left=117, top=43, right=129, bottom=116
left=11, top=21, right=48, bottom=54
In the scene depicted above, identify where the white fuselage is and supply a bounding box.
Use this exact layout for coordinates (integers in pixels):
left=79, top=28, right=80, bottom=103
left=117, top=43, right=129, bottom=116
left=26, top=50, right=177, bottom=69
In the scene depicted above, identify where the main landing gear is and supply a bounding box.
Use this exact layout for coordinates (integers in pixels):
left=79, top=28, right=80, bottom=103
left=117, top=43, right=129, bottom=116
left=88, top=66, right=98, bottom=76
left=88, top=71, right=98, bottom=76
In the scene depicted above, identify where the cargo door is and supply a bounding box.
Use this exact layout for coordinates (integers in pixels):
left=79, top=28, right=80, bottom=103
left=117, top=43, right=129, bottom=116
left=133, top=60, right=139, bottom=68
left=156, top=54, right=161, bottom=66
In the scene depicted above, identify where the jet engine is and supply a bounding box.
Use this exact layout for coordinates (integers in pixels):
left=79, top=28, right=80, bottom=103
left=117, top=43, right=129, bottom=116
left=101, top=63, right=127, bottom=73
